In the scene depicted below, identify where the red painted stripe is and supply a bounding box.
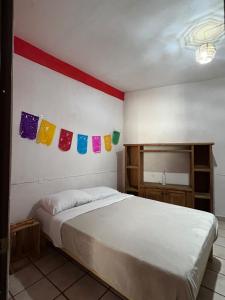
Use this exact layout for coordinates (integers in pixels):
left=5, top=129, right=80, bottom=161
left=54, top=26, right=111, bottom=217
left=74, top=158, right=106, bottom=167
left=14, top=36, right=124, bottom=101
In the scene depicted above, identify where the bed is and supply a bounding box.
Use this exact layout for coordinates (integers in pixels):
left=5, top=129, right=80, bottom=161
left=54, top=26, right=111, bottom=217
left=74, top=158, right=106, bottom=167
left=35, top=188, right=218, bottom=300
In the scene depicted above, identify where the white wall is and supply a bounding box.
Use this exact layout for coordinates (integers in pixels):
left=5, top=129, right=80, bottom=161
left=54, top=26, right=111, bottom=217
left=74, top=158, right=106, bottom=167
left=11, top=54, right=124, bottom=222
left=124, top=77, right=225, bottom=217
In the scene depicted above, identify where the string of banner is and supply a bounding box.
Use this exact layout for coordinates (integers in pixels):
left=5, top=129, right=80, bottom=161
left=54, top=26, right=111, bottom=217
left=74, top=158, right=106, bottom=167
left=19, top=111, right=120, bottom=154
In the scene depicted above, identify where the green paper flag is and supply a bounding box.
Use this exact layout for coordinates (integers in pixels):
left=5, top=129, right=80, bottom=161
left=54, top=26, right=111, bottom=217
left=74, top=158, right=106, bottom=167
left=112, top=130, right=120, bottom=145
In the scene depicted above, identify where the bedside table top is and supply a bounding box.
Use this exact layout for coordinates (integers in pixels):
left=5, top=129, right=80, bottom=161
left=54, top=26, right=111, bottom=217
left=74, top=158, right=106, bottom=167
left=10, top=218, right=40, bottom=233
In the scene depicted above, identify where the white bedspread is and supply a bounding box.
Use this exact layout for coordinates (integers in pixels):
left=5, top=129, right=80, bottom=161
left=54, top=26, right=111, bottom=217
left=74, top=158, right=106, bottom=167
left=36, top=193, right=218, bottom=300
left=36, top=193, right=132, bottom=247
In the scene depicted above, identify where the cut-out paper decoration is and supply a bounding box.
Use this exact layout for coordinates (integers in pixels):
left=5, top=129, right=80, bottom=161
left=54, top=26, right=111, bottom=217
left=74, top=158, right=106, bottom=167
left=58, top=129, right=73, bottom=151
left=112, top=130, right=120, bottom=145
left=92, top=136, right=101, bottom=153
left=77, top=134, right=88, bottom=154
left=104, top=134, right=112, bottom=152
left=36, top=119, right=56, bottom=146
left=19, top=111, right=39, bottom=140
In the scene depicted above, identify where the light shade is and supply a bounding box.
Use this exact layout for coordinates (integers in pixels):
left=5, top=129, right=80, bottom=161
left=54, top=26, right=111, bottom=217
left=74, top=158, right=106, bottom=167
left=196, top=43, right=216, bottom=64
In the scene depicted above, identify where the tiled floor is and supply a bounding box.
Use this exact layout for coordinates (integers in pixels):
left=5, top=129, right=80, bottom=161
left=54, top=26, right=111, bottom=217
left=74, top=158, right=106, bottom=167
left=9, top=219, right=225, bottom=300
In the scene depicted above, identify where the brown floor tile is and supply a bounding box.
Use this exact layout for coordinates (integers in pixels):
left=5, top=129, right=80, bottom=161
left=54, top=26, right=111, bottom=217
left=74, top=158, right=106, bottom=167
left=202, top=269, right=225, bottom=297
left=109, top=288, right=127, bottom=300
left=34, top=252, right=67, bottom=275
left=101, top=291, right=123, bottom=300
left=54, top=294, right=67, bottom=300
left=9, top=265, right=43, bottom=296
left=10, top=258, right=30, bottom=274
left=47, top=261, right=85, bottom=291
left=29, top=246, right=58, bottom=263
left=198, top=286, right=225, bottom=299
left=14, top=278, right=60, bottom=300
left=88, top=272, right=109, bottom=288
left=64, top=275, right=107, bottom=300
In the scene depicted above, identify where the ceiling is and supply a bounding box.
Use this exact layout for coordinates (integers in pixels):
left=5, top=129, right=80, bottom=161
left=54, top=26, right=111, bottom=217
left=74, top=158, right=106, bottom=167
left=14, top=0, right=225, bottom=92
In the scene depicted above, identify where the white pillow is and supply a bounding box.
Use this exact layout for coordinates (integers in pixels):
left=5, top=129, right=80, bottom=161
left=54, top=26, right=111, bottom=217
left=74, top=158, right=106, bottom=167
left=81, top=186, right=119, bottom=201
left=40, top=189, right=92, bottom=215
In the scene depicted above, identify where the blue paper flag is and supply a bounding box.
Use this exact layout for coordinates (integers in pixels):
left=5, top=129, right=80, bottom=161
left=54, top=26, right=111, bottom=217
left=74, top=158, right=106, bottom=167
left=77, top=134, right=88, bottom=154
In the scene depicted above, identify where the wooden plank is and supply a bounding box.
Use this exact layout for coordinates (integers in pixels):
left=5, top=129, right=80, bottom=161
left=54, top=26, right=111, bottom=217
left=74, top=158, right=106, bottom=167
left=140, top=149, right=192, bottom=153
left=195, top=193, right=210, bottom=199
left=141, top=182, right=192, bottom=192
left=124, top=143, right=215, bottom=146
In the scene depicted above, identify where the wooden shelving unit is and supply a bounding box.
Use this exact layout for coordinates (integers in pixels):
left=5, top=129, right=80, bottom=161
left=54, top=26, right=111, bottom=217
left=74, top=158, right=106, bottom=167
left=124, top=143, right=214, bottom=213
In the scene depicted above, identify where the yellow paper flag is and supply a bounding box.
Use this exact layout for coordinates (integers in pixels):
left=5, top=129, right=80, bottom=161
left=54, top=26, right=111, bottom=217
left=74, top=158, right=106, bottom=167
left=104, top=134, right=112, bottom=152
left=36, top=119, right=56, bottom=146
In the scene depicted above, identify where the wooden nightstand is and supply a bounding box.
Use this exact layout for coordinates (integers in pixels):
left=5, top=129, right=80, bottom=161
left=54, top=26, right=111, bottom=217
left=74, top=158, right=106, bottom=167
left=10, top=218, right=40, bottom=268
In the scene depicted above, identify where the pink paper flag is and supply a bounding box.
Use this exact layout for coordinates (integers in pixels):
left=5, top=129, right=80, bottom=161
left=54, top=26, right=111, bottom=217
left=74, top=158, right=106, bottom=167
left=92, top=136, right=101, bottom=153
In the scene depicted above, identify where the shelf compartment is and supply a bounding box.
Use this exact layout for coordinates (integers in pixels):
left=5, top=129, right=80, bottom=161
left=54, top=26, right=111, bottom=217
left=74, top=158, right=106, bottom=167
left=126, top=168, right=138, bottom=192
left=194, top=145, right=210, bottom=168
left=194, top=172, right=210, bottom=193
left=194, top=198, right=211, bottom=212
left=126, top=146, right=139, bottom=167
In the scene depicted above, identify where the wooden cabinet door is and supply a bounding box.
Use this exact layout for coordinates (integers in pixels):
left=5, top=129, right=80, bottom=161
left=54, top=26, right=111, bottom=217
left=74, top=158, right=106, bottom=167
left=139, top=189, right=146, bottom=198
left=165, top=191, right=186, bottom=206
left=186, top=192, right=193, bottom=208
left=144, top=188, right=164, bottom=202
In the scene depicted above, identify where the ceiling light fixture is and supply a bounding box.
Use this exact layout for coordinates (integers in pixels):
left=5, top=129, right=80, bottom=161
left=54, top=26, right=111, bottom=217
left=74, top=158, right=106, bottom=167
left=181, top=17, right=224, bottom=65
left=195, top=43, right=216, bottom=64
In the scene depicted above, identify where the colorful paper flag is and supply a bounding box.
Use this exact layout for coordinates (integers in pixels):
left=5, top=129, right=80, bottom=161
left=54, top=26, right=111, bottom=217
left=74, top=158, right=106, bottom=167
left=58, top=129, right=73, bottom=151
left=77, top=134, right=88, bottom=154
left=92, top=136, right=101, bottom=153
left=19, top=112, right=39, bottom=140
left=104, top=134, right=112, bottom=152
left=36, top=119, right=56, bottom=146
left=112, top=130, right=120, bottom=145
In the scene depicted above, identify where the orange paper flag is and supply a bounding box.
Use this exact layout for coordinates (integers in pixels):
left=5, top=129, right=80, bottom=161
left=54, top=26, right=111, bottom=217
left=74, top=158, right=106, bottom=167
left=104, top=134, right=112, bottom=152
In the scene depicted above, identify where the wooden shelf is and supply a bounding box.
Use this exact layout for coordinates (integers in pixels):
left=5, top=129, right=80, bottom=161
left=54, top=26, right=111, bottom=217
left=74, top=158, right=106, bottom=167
left=141, top=182, right=192, bottom=192
left=126, top=165, right=138, bottom=169
left=126, top=186, right=138, bottom=192
left=194, top=165, right=210, bottom=172
left=195, top=193, right=210, bottom=199
left=140, top=149, right=192, bottom=153
left=10, top=219, right=39, bottom=233
left=124, top=143, right=214, bottom=146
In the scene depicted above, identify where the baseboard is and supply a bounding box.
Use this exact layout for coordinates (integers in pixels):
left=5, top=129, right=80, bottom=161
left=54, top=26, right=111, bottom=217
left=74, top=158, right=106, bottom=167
left=216, top=216, right=225, bottom=222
